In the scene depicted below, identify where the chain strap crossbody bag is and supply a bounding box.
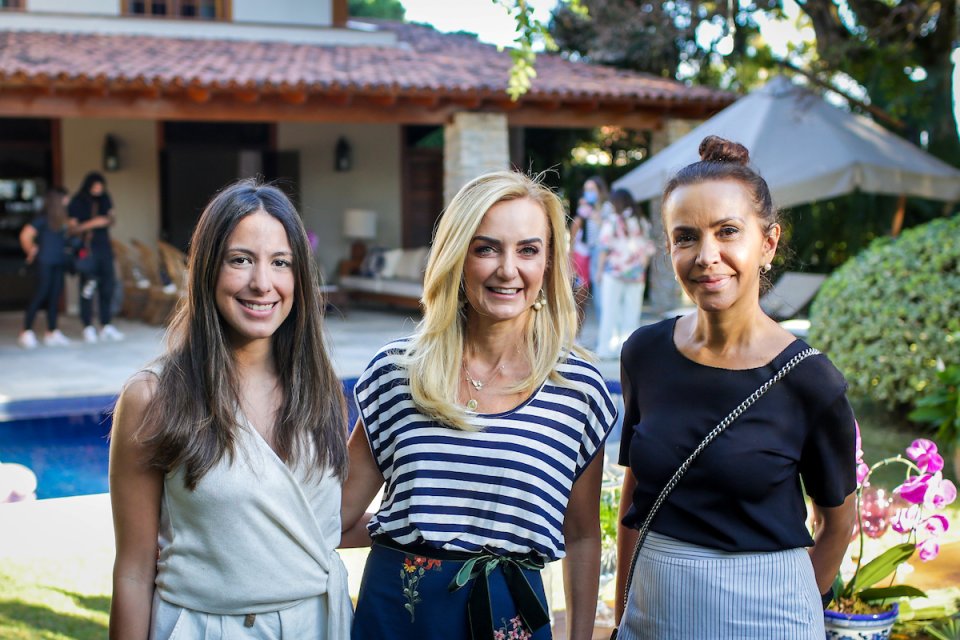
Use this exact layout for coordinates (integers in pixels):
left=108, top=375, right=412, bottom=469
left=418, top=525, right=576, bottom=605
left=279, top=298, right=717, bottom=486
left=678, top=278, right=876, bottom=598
left=609, top=347, right=819, bottom=640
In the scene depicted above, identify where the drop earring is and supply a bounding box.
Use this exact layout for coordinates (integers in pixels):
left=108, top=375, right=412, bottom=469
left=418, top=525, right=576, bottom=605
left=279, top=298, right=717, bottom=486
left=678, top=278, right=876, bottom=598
left=533, top=290, right=546, bottom=311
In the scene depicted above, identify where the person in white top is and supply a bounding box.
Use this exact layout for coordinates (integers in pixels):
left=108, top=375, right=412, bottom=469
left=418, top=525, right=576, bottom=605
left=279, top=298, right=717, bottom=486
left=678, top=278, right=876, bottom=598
left=108, top=180, right=351, bottom=639
left=595, top=189, right=656, bottom=359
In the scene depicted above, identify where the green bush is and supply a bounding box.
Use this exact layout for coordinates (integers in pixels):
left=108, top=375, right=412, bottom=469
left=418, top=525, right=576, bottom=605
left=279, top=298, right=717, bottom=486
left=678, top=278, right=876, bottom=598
left=808, top=215, right=960, bottom=412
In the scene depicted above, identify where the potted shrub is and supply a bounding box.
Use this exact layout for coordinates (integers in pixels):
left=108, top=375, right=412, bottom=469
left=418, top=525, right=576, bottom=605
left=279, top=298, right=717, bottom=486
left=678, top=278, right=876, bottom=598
left=825, top=428, right=957, bottom=640
left=910, top=362, right=960, bottom=479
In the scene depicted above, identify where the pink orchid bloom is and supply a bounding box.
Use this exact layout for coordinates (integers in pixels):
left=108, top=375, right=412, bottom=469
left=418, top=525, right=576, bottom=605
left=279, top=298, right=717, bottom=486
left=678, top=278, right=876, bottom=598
left=922, top=514, right=950, bottom=537
left=890, top=505, right=921, bottom=534
left=895, top=474, right=931, bottom=505
left=917, top=538, right=941, bottom=562
left=854, top=421, right=870, bottom=485
left=923, top=473, right=958, bottom=510
left=906, top=439, right=945, bottom=474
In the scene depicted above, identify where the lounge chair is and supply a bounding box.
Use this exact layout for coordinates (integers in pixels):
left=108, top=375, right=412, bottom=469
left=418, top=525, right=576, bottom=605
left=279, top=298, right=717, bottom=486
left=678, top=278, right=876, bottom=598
left=760, top=272, right=826, bottom=321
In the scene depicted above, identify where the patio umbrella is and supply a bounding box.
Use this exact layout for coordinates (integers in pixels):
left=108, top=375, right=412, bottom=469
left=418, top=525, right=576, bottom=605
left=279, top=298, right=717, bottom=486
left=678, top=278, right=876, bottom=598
left=613, top=75, right=960, bottom=208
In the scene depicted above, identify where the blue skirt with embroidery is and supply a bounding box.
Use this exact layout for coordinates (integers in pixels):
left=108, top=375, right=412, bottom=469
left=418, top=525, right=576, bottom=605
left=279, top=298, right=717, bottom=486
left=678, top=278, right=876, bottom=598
left=352, top=539, right=552, bottom=640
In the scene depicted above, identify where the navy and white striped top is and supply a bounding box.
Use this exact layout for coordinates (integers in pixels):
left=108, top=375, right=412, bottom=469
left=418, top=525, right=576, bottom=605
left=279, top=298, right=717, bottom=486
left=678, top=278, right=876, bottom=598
left=355, top=338, right=618, bottom=562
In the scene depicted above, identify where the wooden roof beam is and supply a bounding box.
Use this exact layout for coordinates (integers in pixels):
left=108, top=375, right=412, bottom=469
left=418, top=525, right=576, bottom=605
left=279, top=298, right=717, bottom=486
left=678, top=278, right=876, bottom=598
left=364, top=93, right=399, bottom=108
left=451, top=94, right=483, bottom=109
left=186, top=86, right=211, bottom=103
left=279, top=90, right=308, bottom=105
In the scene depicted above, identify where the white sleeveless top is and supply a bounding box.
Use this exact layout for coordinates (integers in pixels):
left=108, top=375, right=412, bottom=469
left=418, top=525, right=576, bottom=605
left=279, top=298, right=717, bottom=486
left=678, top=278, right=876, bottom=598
left=154, top=416, right=351, bottom=638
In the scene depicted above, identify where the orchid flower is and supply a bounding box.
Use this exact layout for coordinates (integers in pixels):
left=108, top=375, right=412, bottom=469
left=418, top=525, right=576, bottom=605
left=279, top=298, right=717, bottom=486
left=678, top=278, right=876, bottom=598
left=854, top=421, right=870, bottom=485
left=921, top=514, right=950, bottom=537
left=905, top=439, right=945, bottom=474
left=917, top=538, right=941, bottom=562
left=839, top=430, right=955, bottom=608
left=890, top=504, right=921, bottom=534
left=923, top=473, right=958, bottom=510
left=894, top=474, right=931, bottom=505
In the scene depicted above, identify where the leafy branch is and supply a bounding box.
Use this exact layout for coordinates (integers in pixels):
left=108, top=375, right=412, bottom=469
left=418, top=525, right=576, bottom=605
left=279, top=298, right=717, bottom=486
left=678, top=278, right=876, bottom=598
left=496, top=0, right=587, bottom=100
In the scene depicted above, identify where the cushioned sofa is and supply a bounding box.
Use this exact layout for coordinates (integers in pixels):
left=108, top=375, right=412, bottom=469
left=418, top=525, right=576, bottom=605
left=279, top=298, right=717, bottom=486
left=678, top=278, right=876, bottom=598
left=337, top=246, right=428, bottom=310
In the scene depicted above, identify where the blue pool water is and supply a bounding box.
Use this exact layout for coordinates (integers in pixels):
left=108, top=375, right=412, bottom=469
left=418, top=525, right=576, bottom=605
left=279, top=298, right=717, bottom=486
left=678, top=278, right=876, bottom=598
left=1, top=378, right=619, bottom=501
left=0, top=379, right=361, bottom=500
left=0, top=411, right=113, bottom=499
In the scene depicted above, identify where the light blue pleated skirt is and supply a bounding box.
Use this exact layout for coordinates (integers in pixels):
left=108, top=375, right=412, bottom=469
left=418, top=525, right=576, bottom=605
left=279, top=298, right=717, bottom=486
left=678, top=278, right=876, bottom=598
left=618, top=531, right=824, bottom=640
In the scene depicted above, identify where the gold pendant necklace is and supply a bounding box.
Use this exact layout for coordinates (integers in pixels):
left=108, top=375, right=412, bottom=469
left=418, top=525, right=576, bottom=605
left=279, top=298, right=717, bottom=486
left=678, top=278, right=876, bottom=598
left=462, top=360, right=504, bottom=412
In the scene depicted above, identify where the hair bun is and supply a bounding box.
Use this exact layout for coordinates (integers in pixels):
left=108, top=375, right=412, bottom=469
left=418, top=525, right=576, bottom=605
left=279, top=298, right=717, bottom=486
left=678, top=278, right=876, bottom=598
left=698, top=135, right=750, bottom=165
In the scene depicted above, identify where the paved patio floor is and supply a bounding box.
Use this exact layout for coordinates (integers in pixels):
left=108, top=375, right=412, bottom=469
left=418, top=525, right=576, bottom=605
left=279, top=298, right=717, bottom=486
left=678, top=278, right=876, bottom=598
left=0, top=302, right=620, bottom=409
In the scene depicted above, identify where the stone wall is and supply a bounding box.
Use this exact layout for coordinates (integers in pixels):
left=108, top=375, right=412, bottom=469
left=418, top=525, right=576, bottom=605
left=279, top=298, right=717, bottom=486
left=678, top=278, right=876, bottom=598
left=443, top=112, right=509, bottom=204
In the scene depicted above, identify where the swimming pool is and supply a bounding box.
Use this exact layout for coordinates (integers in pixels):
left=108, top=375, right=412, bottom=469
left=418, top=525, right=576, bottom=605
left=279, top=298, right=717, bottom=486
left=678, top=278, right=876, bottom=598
left=0, top=379, right=361, bottom=500
left=0, top=410, right=113, bottom=499
left=1, top=378, right=619, bottom=500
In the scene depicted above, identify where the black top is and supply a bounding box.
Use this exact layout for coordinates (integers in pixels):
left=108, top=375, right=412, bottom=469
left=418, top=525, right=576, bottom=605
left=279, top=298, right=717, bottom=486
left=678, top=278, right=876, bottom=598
left=618, top=317, right=856, bottom=552
left=29, top=216, right=68, bottom=266
left=68, top=192, right=114, bottom=256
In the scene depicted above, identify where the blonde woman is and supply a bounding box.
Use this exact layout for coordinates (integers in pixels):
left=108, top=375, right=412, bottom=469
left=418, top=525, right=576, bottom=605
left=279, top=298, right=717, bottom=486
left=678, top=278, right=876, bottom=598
left=341, top=171, right=617, bottom=640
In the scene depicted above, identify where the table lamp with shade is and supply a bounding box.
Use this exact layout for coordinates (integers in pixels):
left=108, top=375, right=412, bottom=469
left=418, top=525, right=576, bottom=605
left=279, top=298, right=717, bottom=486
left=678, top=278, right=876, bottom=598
left=343, top=208, right=377, bottom=261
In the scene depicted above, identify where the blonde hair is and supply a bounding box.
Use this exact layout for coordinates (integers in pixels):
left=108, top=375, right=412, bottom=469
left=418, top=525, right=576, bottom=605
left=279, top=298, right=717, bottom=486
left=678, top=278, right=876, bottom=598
left=402, top=170, right=586, bottom=430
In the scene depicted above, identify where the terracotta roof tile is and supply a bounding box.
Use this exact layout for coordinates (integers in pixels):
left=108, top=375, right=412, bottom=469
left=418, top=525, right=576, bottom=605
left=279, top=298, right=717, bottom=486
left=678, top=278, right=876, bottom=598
left=0, top=20, right=733, bottom=107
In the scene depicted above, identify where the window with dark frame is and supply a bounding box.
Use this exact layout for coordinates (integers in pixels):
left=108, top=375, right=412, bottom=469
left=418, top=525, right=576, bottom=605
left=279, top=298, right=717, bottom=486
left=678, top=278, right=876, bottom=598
left=125, top=0, right=226, bottom=19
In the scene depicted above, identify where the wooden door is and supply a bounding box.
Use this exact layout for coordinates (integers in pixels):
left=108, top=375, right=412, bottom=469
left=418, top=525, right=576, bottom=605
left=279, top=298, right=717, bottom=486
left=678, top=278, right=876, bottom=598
left=401, top=147, right=443, bottom=248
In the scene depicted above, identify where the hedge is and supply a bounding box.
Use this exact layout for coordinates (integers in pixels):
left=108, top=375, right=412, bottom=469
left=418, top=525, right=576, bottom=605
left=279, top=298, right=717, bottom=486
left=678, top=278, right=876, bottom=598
left=808, top=215, right=960, bottom=411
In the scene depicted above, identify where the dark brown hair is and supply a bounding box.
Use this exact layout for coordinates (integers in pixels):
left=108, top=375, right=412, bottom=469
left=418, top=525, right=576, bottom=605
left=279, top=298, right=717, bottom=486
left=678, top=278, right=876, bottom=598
left=44, top=186, right=68, bottom=230
left=584, top=175, right=609, bottom=204
left=609, top=188, right=636, bottom=218
left=138, top=179, right=348, bottom=489
left=662, top=135, right=779, bottom=232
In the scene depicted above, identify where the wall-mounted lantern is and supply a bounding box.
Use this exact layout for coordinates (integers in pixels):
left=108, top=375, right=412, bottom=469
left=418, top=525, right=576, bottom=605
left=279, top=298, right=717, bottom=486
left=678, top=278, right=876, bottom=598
left=334, top=136, right=352, bottom=172
left=102, top=134, right=120, bottom=172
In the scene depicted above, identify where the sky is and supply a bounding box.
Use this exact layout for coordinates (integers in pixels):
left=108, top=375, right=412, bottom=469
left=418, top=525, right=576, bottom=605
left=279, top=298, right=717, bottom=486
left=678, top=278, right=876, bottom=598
left=399, top=0, right=808, bottom=56
left=399, top=0, right=560, bottom=48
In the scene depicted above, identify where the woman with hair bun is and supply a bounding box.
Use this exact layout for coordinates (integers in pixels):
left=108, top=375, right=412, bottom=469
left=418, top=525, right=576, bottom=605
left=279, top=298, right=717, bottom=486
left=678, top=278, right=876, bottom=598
left=613, top=136, right=857, bottom=638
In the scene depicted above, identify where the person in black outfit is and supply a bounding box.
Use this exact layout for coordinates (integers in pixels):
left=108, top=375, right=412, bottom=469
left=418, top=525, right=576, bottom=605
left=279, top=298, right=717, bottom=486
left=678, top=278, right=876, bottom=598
left=613, top=136, right=857, bottom=639
left=18, top=187, right=72, bottom=349
left=68, top=171, right=124, bottom=343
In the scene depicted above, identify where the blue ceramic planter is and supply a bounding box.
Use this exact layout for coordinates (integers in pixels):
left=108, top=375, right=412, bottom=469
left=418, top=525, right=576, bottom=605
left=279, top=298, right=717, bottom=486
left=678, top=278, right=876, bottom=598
left=824, top=603, right=899, bottom=640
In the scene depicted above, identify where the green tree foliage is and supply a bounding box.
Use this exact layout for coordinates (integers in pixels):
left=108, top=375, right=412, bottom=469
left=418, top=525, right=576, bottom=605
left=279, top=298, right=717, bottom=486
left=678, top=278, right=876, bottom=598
left=548, top=0, right=780, bottom=91
left=506, top=0, right=958, bottom=166
left=348, top=0, right=405, bottom=20
left=797, top=0, right=959, bottom=166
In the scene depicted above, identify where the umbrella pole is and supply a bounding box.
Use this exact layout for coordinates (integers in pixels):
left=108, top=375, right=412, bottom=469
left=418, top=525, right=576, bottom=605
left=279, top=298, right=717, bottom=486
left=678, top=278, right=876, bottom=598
left=890, top=194, right=906, bottom=237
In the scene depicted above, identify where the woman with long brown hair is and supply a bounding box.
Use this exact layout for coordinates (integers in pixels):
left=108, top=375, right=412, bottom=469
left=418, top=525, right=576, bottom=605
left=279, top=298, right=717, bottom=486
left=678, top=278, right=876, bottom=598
left=18, top=186, right=72, bottom=348
left=109, top=180, right=351, bottom=639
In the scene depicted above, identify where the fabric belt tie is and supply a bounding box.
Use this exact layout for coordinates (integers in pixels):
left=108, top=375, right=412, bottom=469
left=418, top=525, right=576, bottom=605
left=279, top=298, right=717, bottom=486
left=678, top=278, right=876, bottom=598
left=448, top=552, right=550, bottom=640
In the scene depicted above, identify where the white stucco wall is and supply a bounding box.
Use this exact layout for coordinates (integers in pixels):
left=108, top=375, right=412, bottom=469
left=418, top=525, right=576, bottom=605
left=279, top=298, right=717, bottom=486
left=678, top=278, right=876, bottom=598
left=60, top=118, right=160, bottom=313
left=277, top=122, right=402, bottom=280
left=232, top=0, right=332, bottom=27
left=27, top=0, right=119, bottom=15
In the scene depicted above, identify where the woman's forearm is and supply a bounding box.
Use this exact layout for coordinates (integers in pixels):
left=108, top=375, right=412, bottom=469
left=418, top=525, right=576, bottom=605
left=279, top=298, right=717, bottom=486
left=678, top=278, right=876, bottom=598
left=109, top=570, right=156, bottom=640
left=563, top=534, right=601, bottom=640
left=809, top=494, right=857, bottom=594
left=614, top=472, right=639, bottom=624
left=339, top=512, right=373, bottom=548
